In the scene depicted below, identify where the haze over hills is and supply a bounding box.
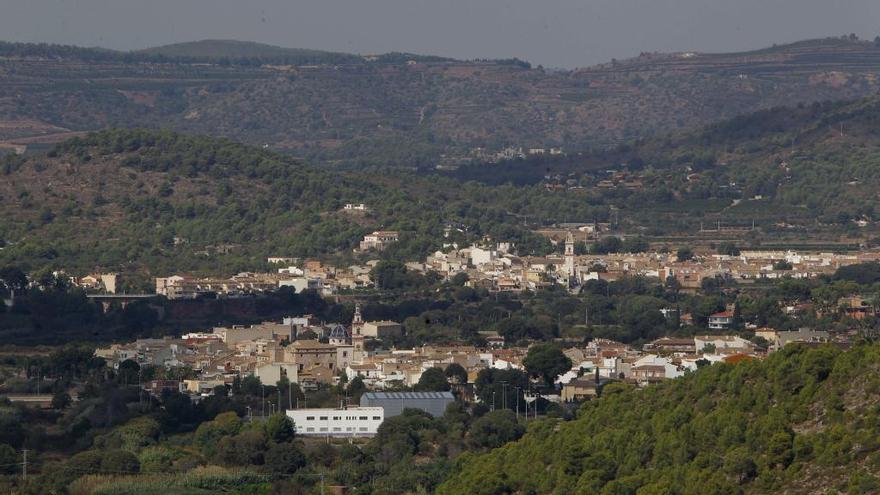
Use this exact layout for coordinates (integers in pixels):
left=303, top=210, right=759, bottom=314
left=2, top=36, right=880, bottom=166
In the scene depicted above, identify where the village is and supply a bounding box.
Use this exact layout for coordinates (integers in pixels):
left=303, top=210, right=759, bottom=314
left=74, top=227, right=880, bottom=299
left=60, top=227, right=878, bottom=438
left=91, top=291, right=847, bottom=438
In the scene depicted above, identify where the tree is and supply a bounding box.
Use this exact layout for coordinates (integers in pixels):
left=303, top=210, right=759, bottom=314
left=467, top=410, right=525, bottom=450
left=265, top=413, right=295, bottom=443
left=415, top=367, right=450, bottom=392
left=592, top=236, right=623, bottom=254
left=717, top=242, right=740, bottom=256
left=264, top=441, right=306, bottom=476
left=240, top=375, right=262, bottom=397
left=0, top=444, right=17, bottom=475
left=523, top=344, right=572, bottom=386
left=773, top=260, right=793, bottom=270
left=676, top=247, right=694, bottom=262
left=0, top=266, right=27, bottom=292
left=445, top=363, right=468, bottom=384
left=52, top=390, right=72, bottom=410
left=371, top=261, right=412, bottom=290
left=117, top=359, right=140, bottom=386
left=450, top=272, right=470, bottom=286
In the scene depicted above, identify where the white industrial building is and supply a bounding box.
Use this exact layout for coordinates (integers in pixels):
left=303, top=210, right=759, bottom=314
left=286, top=407, right=384, bottom=437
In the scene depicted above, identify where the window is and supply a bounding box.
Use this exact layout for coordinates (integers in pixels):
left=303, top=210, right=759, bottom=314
left=372, top=416, right=381, bottom=420
left=320, top=427, right=328, bottom=432
left=306, top=427, right=315, bottom=432
left=306, top=416, right=315, bottom=421
left=319, top=416, right=328, bottom=420
left=343, top=351, right=348, bottom=357
left=332, top=427, right=341, bottom=432
left=346, top=427, right=354, bottom=431
left=359, top=416, right=368, bottom=420
left=359, top=427, right=368, bottom=432
left=333, top=416, right=340, bottom=420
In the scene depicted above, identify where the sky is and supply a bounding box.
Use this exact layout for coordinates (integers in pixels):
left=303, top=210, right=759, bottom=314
left=3, top=0, right=880, bottom=68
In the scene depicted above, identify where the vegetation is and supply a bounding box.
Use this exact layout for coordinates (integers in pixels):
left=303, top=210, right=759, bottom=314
left=439, top=343, right=880, bottom=495
left=3, top=37, right=880, bottom=167
left=0, top=129, right=606, bottom=276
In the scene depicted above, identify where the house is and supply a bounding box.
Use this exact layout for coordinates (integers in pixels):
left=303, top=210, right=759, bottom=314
left=708, top=310, right=735, bottom=330
left=561, top=376, right=612, bottom=402
left=759, top=328, right=831, bottom=352
left=285, top=340, right=339, bottom=382
left=359, top=231, right=400, bottom=251
left=254, top=363, right=298, bottom=385
left=694, top=335, right=754, bottom=352
left=646, top=337, right=696, bottom=354
left=630, top=355, right=683, bottom=384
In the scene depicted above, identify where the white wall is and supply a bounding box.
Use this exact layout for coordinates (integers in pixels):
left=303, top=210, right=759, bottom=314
left=286, top=407, right=384, bottom=437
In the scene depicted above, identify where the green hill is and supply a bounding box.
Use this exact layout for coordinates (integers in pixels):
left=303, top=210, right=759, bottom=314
left=0, top=128, right=605, bottom=276
left=136, top=39, right=363, bottom=64
left=439, top=343, right=880, bottom=495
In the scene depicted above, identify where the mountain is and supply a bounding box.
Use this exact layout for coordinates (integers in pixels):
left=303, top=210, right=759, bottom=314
left=439, top=343, right=880, bottom=495
left=2, top=37, right=880, bottom=167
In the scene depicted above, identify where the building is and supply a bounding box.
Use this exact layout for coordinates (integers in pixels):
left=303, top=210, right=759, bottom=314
left=214, top=322, right=294, bottom=345
left=694, top=335, right=754, bottom=352
left=278, top=277, right=323, bottom=293
left=561, top=376, right=612, bottom=402
left=358, top=321, right=402, bottom=339
left=359, top=231, right=400, bottom=251
left=254, top=363, right=298, bottom=385
left=708, top=310, right=735, bottom=330
left=286, top=407, right=384, bottom=437
left=286, top=340, right=339, bottom=380
left=646, top=338, right=696, bottom=354
left=360, top=391, right=455, bottom=418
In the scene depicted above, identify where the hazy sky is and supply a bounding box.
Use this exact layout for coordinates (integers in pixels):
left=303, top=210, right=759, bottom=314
left=4, top=0, right=880, bottom=67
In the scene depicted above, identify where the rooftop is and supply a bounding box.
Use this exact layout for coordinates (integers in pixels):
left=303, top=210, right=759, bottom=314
left=362, top=391, right=454, bottom=400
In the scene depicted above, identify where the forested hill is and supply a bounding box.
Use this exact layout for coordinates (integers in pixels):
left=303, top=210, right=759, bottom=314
left=2, top=36, right=880, bottom=166
left=438, top=344, right=880, bottom=495
left=0, top=129, right=606, bottom=276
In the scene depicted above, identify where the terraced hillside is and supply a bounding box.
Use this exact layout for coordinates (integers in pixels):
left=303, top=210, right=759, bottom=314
left=2, top=37, right=880, bottom=166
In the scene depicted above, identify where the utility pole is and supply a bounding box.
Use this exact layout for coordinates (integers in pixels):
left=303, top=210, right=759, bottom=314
left=21, top=449, right=27, bottom=481
left=261, top=385, right=265, bottom=418
left=515, top=387, right=521, bottom=419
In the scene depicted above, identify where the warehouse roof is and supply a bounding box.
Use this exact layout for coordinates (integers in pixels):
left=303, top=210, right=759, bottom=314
left=362, top=391, right=454, bottom=400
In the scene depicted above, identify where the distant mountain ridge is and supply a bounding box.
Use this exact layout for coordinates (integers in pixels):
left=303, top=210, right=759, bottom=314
left=1, top=36, right=879, bottom=167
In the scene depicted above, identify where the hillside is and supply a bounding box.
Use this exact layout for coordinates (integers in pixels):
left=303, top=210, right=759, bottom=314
left=4, top=92, right=880, bottom=275
left=136, top=39, right=361, bottom=63
left=439, top=343, right=880, bottom=495
left=448, top=93, right=880, bottom=233
left=0, top=129, right=605, bottom=275
left=2, top=37, right=880, bottom=166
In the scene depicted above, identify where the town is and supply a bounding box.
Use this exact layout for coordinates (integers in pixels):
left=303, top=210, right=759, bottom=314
left=62, top=227, right=873, bottom=439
